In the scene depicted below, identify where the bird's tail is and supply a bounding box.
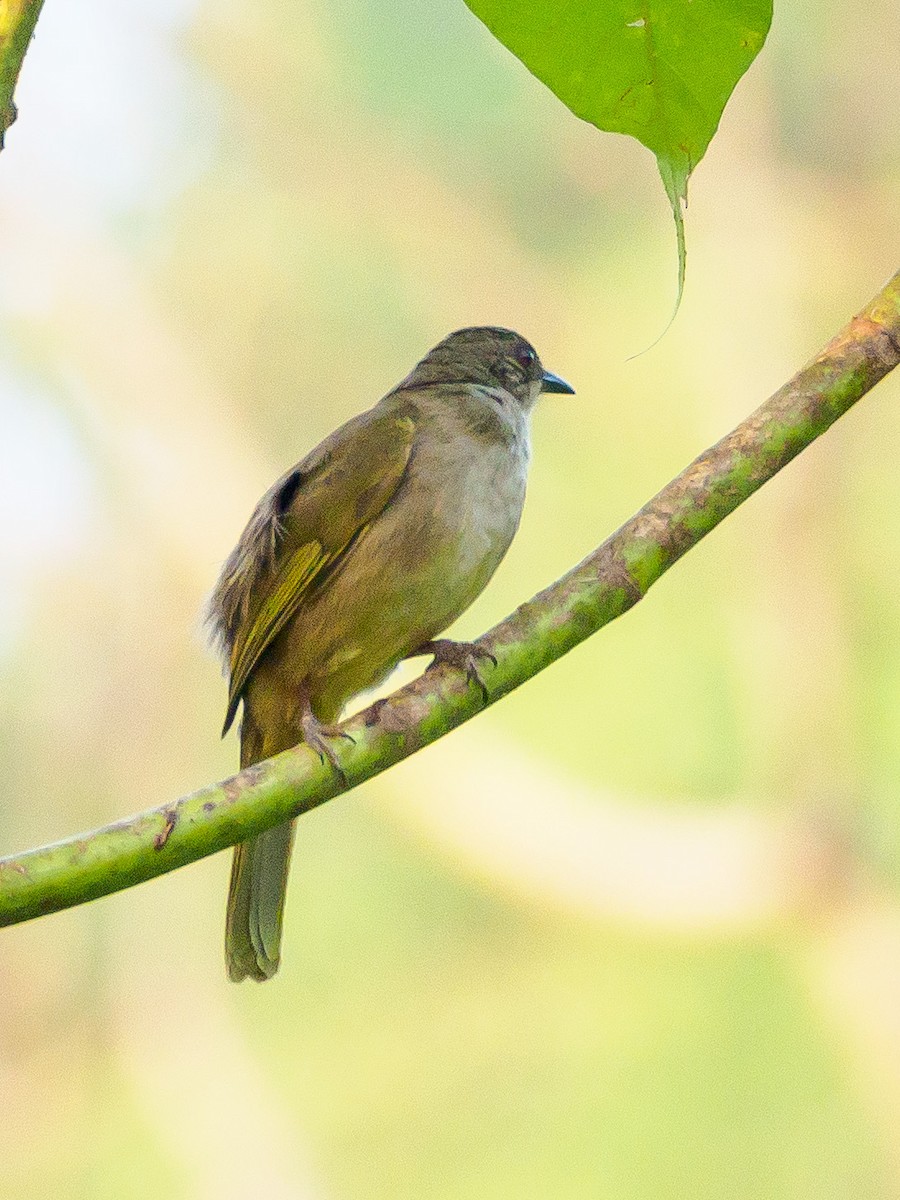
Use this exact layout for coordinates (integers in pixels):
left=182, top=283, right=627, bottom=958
left=225, top=709, right=298, bottom=982
left=226, top=821, right=296, bottom=981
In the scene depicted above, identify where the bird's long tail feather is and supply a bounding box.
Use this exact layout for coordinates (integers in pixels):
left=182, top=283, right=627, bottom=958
left=226, top=822, right=296, bottom=981
left=225, top=707, right=299, bottom=982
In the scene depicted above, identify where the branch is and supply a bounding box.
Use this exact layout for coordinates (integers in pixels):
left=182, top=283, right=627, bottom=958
left=2, top=272, right=899, bottom=926
left=0, top=0, right=45, bottom=148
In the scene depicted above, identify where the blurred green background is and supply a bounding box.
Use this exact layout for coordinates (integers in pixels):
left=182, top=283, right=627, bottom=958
left=2, top=0, right=900, bottom=1196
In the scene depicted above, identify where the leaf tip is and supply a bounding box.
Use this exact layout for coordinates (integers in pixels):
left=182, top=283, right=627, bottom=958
left=626, top=156, right=688, bottom=360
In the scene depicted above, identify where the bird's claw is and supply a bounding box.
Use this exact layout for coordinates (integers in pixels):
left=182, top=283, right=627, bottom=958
left=420, top=639, right=497, bottom=705
left=301, top=718, right=354, bottom=788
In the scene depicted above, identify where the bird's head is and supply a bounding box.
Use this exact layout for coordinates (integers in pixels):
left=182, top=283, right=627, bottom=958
left=400, top=326, right=574, bottom=410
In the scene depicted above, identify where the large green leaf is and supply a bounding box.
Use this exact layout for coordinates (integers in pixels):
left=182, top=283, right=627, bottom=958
left=463, top=0, right=773, bottom=311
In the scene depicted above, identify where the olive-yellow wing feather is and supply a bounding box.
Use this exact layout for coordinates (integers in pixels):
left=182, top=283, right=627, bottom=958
left=219, top=410, right=415, bottom=734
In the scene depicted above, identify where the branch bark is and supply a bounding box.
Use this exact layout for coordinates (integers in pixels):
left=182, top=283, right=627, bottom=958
left=0, top=0, right=45, bottom=148
left=2, top=271, right=899, bottom=926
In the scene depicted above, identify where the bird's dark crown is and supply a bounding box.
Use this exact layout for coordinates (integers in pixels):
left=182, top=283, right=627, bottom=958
left=399, top=326, right=546, bottom=403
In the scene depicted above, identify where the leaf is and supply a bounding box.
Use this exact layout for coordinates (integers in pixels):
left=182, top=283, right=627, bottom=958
left=0, top=0, right=46, bottom=150
left=463, top=0, right=773, bottom=316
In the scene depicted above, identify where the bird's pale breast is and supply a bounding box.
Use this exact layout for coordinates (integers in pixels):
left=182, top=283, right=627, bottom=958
left=268, top=405, right=530, bottom=719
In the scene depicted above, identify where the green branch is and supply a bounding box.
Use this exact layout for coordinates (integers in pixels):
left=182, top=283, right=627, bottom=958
left=2, top=271, right=899, bottom=926
left=0, top=0, right=45, bottom=148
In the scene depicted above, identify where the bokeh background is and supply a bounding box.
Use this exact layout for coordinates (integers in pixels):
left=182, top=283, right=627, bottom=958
left=2, top=0, right=900, bottom=1196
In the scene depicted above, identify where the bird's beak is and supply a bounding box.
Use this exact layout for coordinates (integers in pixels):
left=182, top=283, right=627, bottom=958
left=540, top=370, right=575, bottom=395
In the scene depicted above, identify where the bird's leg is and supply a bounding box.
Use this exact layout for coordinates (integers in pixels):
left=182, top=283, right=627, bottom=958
left=298, top=682, right=354, bottom=787
left=415, top=639, right=498, bottom=705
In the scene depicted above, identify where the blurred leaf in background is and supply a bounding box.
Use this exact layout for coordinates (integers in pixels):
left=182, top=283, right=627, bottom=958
left=1, top=0, right=900, bottom=1197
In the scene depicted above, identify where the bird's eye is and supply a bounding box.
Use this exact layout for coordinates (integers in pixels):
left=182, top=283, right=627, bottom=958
left=517, top=346, right=536, bottom=367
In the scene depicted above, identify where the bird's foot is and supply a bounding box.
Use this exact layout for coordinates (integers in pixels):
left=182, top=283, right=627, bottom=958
left=300, top=707, right=355, bottom=788
left=418, top=639, right=497, bottom=705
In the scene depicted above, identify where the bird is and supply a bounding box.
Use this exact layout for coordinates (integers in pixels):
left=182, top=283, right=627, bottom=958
left=207, top=326, right=574, bottom=981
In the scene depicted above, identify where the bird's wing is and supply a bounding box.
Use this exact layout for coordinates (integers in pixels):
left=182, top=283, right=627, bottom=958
left=220, top=410, right=415, bottom=734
